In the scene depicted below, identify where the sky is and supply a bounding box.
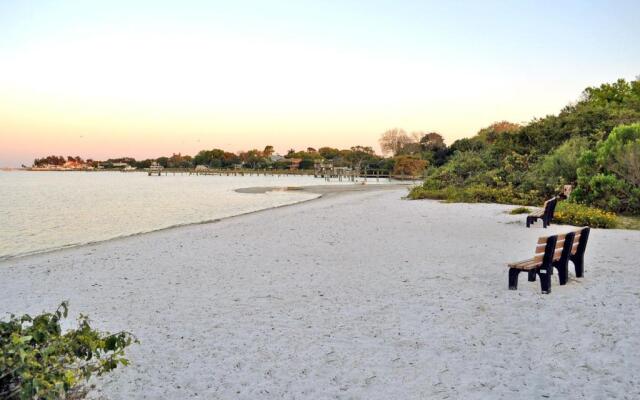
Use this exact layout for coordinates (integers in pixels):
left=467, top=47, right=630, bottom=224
left=0, top=0, right=639, bottom=167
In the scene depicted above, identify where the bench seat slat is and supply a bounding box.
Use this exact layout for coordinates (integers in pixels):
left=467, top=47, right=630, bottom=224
left=508, top=258, right=541, bottom=270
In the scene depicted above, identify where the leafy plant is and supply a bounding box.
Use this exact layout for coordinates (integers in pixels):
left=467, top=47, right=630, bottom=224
left=1, top=302, right=136, bottom=400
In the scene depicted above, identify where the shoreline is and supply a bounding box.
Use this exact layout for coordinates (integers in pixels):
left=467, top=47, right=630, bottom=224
left=0, top=183, right=410, bottom=265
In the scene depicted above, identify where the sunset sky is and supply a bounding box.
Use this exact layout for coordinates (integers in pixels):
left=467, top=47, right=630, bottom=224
left=1, top=0, right=639, bottom=167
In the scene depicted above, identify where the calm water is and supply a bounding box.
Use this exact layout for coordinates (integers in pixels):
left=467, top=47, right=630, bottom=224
left=0, top=171, right=338, bottom=259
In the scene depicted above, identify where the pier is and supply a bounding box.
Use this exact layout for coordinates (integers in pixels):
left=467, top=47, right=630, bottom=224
left=141, top=167, right=421, bottom=182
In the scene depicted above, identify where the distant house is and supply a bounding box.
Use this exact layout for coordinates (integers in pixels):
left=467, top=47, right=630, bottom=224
left=111, top=162, right=130, bottom=169
left=62, top=160, right=86, bottom=170
left=195, top=165, right=209, bottom=172
left=270, top=154, right=285, bottom=162
left=289, top=158, right=302, bottom=170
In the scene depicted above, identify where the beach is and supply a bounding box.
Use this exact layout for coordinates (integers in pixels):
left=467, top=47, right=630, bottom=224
left=2, top=187, right=639, bottom=399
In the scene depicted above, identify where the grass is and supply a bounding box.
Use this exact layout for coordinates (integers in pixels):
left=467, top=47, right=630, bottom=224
left=617, top=215, right=640, bottom=230
left=509, top=207, right=531, bottom=215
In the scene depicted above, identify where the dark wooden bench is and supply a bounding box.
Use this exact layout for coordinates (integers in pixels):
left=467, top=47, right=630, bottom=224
left=508, top=231, right=575, bottom=294
left=555, top=227, right=591, bottom=284
left=507, top=227, right=591, bottom=293
left=526, top=197, right=557, bottom=228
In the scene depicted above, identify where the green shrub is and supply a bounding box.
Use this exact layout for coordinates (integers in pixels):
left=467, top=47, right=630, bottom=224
left=524, top=137, right=591, bottom=197
left=554, top=202, right=618, bottom=229
left=509, top=207, right=531, bottom=214
left=1, top=302, right=135, bottom=400
left=573, top=123, right=640, bottom=214
left=408, top=184, right=540, bottom=206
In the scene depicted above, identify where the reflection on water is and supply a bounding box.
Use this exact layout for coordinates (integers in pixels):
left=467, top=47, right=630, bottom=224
left=0, top=171, right=330, bottom=259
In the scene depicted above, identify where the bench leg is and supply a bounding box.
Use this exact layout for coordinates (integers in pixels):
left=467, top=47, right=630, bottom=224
left=527, top=270, right=536, bottom=282
left=526, top=216, right=532, bottom=228
left=555, top=263, right=568, bottom=285
left=537, top=270, right=551, bottom=294
left=572, top=256, right=584, bottom=278
left=508, top=268, right=520, bottom=290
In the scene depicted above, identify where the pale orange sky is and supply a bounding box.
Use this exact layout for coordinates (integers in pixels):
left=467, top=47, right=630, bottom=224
left=1, top=1, right=639, bottom=167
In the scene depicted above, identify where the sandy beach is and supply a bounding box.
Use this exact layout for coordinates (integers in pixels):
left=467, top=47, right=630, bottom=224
left=2, top=187, right=639, bottom=399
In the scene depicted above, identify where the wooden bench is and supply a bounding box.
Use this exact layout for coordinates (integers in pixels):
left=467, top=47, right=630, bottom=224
left=508, top=231, right=575, bottom=294
left=507, top=227, right=591, bottom=293
left=526, top=197, right=557, bottom=228
left=557, top=226, right=591, bottom=282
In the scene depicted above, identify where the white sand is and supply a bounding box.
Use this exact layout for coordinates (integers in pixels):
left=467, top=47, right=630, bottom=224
left=2, top=189, right=639, bottom=399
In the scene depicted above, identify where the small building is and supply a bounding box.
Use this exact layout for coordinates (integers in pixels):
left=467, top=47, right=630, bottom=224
left=270, top=154, right=285, bottom=162
left=111, top=162, right=130, bottom=169
left=289, top=158, right=302, bottom=170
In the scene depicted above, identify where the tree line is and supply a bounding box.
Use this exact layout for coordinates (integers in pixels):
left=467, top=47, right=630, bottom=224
left=408, top=77, right=640, bottom=215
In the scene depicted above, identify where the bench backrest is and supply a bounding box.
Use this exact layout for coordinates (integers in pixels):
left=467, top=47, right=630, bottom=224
left=534, top=231, right=575, bottom=265
left=571, top=227, right=590, bottom=257
left=543, top=197, right=557, bottom=220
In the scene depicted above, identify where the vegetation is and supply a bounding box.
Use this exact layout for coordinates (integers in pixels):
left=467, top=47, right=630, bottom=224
left=553, top=202, right=618, bottom=229
left=408, top=184, right=540, bottom=205
left=409, top=77, right=640, bottom=221
left=1, top=302, right=135, bottom=400
left=509, top=207, right=531, bottom=215
left=32, top=145, right=396, bottom=173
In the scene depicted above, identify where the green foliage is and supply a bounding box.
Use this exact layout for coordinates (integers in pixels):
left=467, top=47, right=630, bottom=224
left=408, top=184, right=540, bottom=206
left=412, top=78, right=640, bottom=217
left=573, top=123, right=640, bottom=214
left=449, top=137, right=486, bottom=153
left=595, top=122, right=640, bottom=186
left=1, top=302, right=135, bottom=400
left=475, top=121, right=521, bottom=144
left=509, top=207, right=531, bottom=215
left=422, top=151, right=489, bottom=189
left=523, top=137, right=590, bottom=196
left=553, top=202, right=618, bottom=229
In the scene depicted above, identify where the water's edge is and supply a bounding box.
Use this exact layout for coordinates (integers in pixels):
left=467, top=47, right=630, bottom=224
left=0, top=191, right=321, bottom=263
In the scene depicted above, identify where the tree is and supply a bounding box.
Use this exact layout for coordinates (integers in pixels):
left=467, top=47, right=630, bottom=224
left=476, top=121, right=521, bottom=144
left=156, top=157, right=169, bottom=168
left=596, top=122, right=640, bottom=186
left=318, top=147, right=340, bottom=159
left=419, top=132, right=446, bottom=150
left=263, top=145, right=274, bottom=157
left=379, top=128, right=412, bottom=156
left=392, top=156, right=427, bottom=177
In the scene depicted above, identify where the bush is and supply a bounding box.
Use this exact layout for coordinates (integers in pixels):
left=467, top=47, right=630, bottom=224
left=524, top=137, right=591, bottom=197
left=1, top=302, right=135, bottom=399
left=392, top=156, right=427, bottom=177
left=554, top=202, right=618, bottom=229
left=573, top=123, right=640, bottom=214
left=408, top=184, right=540, bottom=206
